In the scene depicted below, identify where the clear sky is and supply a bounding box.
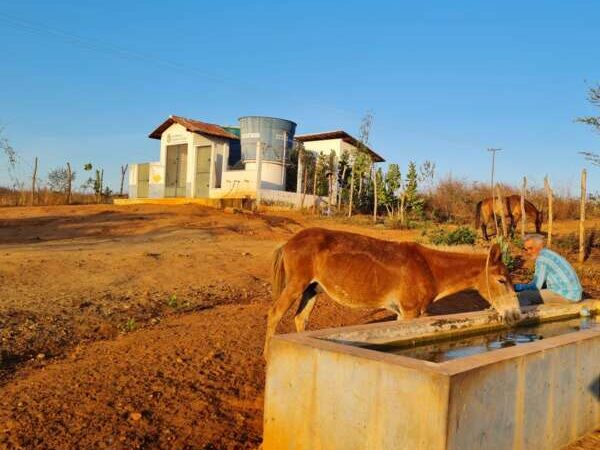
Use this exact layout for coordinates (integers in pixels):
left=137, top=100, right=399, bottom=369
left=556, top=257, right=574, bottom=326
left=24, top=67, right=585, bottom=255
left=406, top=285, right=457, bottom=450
left=1, top=0, right=600, bottom=193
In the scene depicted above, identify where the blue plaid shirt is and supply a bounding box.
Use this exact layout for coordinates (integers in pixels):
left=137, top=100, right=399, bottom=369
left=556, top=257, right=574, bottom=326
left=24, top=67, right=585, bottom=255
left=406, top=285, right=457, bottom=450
left=518, top=248, right=582, bottom=301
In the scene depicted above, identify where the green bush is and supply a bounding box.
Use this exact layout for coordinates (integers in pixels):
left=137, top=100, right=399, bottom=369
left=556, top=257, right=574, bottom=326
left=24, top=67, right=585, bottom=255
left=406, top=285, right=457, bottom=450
left=495, top=236, right=517, bottom=271
left=428, top=226, right=477, bottom=246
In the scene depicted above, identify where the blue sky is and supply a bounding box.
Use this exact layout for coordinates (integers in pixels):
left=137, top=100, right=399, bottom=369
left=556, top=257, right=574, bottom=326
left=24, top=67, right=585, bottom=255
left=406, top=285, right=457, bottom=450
left=1, top=0, right=600, bottom=193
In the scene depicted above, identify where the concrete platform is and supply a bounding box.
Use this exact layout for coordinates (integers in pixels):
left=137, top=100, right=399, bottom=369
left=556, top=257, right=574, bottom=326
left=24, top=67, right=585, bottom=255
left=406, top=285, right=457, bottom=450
left=113, top=197, right=248, bottom=209
left=263, top=300, right=600, bottom=450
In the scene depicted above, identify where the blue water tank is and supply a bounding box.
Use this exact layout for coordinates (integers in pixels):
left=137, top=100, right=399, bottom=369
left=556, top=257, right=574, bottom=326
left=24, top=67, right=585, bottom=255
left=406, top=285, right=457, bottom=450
left=239, top=116, right=297, bottom=163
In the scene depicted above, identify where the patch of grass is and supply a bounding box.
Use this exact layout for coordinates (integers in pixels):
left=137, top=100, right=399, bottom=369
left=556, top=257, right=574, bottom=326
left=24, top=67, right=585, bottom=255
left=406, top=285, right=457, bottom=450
left=384, top=217, right=418, bottom=230
left=165, top=294, right=189, bottom=309
left=122, top=318, right=137, bottom=333
left=428, top=226, right=477, bottom=246
left=166, top=294, right=179, bottom=308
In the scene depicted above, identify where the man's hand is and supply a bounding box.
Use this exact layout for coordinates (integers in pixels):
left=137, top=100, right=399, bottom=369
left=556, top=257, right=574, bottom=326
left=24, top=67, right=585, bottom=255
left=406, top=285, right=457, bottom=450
left=514, top=283, right=528, bottom=292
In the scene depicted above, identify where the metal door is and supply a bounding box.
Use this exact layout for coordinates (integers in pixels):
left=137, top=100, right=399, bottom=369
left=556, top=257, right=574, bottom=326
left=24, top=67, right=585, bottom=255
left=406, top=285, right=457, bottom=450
left=195, top=145, right=211, bottom=197
left=165, top=144, right=188, bottom=197
left=137, top=163, right=149, bottom=198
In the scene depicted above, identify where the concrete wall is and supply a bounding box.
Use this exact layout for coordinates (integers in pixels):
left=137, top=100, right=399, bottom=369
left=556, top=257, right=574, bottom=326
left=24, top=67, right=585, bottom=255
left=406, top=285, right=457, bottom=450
left=264, top=337, right=450, bottom=450
left=244, top=161, right=285, bottom=190
left=128, top=163, right=138, bottom=198
left=128, top=162, right=162, bottom=198
left=302, top=138, right=342, bottom=159
left=263, top=304, right=600, bottom=450
left=446, top=332, right=600, bottom=450
left=148, top=161, right=164, bottom=198
left=261, top=189, right=325, bottom=208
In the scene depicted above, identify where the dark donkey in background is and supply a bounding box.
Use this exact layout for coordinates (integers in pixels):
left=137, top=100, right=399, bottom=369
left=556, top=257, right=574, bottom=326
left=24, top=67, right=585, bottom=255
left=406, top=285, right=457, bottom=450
left=475, top=195, right=543, bottom=240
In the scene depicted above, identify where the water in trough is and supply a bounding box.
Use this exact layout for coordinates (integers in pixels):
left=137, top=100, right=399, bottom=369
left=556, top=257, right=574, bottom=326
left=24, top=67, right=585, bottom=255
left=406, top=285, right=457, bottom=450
left=363, top=317, right=598, bottom=363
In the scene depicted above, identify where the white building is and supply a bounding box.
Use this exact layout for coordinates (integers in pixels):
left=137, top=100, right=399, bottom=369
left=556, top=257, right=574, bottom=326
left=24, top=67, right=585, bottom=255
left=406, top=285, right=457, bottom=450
left=128, top=116, right=384, bottom=207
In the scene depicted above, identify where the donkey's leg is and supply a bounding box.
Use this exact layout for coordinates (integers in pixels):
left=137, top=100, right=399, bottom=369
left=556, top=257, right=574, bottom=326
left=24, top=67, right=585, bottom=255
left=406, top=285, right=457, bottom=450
left=264, top=282, right=306, bottom=356
left=294, top=283, right=319, bottom=332
left=481, top=223, right=489, bottom=241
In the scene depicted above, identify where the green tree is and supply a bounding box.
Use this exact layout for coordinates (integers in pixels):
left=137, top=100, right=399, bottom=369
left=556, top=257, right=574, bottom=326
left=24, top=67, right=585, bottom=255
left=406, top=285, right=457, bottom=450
left=405, top=161, right=424, bottom=217
left=375, top=165, right=402, bottom=216
left=385, top=164, right=402, bottom=198
left=405, top=161, right=418, bottom=205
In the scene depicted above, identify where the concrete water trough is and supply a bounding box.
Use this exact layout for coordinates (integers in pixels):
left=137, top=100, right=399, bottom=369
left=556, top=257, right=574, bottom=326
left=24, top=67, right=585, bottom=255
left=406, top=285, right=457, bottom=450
left=263, top=300, right=600, bottom=450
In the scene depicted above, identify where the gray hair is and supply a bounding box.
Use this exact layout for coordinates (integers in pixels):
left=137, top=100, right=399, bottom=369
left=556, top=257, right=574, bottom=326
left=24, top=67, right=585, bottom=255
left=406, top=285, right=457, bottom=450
left=524, top=234, right=544, bottom=244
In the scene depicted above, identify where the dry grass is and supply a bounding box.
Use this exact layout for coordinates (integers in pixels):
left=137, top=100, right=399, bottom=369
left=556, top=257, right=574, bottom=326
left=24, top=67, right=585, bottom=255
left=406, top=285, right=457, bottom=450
left=0, top=188, right=107, bottom=207
left=424, top=175, right=598, bottom=224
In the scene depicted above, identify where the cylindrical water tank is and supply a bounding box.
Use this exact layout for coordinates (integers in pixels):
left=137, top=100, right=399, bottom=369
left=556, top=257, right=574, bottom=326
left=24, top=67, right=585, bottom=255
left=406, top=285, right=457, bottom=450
left=239, top=116, right=297, bottom=163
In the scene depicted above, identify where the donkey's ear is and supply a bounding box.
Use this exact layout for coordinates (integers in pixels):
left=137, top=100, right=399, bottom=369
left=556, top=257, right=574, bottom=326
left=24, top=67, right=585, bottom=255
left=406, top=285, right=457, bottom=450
left=489, top=243, right=502, bottom=263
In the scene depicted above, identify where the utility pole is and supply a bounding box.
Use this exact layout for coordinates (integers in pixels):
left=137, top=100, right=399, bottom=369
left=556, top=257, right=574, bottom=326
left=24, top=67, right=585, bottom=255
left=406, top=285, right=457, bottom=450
left=488, top=148, right=502, bottom=237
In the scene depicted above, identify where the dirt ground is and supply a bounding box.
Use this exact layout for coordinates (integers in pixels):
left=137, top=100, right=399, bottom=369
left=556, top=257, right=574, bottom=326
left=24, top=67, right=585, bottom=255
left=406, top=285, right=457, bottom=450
left=0, top=204, right=598, bottom=449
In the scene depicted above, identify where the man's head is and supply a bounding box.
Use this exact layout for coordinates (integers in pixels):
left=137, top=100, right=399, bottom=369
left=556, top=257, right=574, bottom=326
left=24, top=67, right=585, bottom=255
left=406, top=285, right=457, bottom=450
left=523, top=234, right=545, bottom=259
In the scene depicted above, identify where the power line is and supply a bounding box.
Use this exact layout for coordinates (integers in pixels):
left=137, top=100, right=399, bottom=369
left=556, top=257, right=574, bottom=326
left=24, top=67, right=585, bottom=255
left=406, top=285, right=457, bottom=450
left=0, top=12, right=365, bottom=121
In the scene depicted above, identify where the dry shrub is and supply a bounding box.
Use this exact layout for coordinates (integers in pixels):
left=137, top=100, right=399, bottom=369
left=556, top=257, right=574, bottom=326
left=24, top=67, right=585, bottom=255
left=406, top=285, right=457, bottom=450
left=0, top=187, right=102, bottom=207
left=425, top=175, right=596, bottom=224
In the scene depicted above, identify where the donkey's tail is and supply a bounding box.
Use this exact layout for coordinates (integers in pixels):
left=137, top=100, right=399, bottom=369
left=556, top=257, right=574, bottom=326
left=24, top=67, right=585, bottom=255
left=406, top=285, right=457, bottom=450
left=272, top=244, right=286, bottom=300
left=475, top=200, right=482, bottom=229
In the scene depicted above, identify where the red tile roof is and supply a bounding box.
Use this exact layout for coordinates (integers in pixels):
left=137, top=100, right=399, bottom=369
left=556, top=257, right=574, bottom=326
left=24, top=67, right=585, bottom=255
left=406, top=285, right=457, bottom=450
left=295, top=130, right=385, bottom=162
left=149, top=115, right=240, bottom=140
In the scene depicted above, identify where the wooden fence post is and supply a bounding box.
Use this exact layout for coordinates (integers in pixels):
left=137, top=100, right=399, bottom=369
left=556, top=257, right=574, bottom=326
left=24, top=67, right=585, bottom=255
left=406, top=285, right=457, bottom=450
left=373, top=164, right=378, bottom=224
left=300, top=160, right=308, bottom=210
left=66, top=162, right=72, bottom=204
left=31, top=156, right=38, bottom=206
left=496, top=185, right=508, bottom=238
left=296, top=146, right=304, bottom=210
left=579, top=169, right=587, bottom=263
left=119, top=164, right=128, bottom=196
left=544, top=176, right=554, bottom=248
left=327, top=171, right=334, bottom=216
left=521, top=176, right=527, bottom=239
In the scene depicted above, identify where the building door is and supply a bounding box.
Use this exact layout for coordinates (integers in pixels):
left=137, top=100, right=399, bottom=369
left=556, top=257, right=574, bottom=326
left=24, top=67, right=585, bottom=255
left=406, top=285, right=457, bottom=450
left=195, top=145, right=211, bottom=197
left=137, top=163, right=149, bottom=198
left=165, top=144, right=188, bottom=197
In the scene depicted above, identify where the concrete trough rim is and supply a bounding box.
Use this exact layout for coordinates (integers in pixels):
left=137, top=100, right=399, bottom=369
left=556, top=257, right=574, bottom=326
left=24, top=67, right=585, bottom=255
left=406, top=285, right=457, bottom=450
left=270, top=299, right=600, bottom=377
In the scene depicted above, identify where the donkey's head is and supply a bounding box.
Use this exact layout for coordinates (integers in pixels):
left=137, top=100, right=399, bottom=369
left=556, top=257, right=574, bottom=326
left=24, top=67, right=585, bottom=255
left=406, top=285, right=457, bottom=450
left=480, top=243, right=521, bottom=324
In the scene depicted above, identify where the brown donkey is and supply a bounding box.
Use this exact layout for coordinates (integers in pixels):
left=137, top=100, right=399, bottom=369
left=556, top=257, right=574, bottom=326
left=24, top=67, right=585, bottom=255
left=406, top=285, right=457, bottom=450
left=264, top=227, right=521, bottom=355
left=475, top=195, right=543, bottom=240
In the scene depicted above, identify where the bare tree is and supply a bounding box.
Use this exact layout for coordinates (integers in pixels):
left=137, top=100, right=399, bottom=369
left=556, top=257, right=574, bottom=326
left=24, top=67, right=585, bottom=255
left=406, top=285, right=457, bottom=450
left=577, top=85, right=600, bottom=166
left=31, top=157, right=38, bottom=206
left=579, top=151, right=600, bottom=166
left=48, top=165, right=76, bottom=196
left=66, top=162, right=72, bottom=204
left=348, top=112, right=374, bottom=218
left=576, top=84, right=600, bottom=131
left=0, top=126, right=18, bottom=178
